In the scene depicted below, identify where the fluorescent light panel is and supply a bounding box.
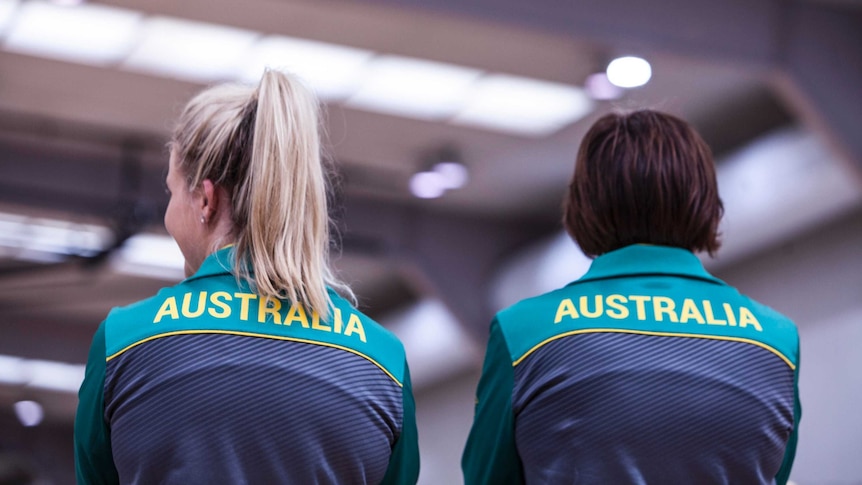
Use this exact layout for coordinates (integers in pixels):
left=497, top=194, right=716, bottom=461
left=3, top=1, right=142, bottom=66
left=0, top=3, right=595, bottom=135
left=0, top=0, right=19, bottom=37
left=27, top=359, right=85, bottom=392
left=123, top=16, right=259, bottom=83
left=0, top=211, right=184, bottom=280
left=453, top=74, right=594, bottom=136
left=238, top=35, right=373, bottom=101
left=0, top=212, right=111, bottom=257
left=0, top=354, right=85, bottom=393
left=347, top=55, right=482, bottom=120
left=0, top=355, right=26, bottom=385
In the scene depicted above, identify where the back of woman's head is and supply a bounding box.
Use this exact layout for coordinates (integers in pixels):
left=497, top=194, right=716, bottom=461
left=171, top=69, right=350, bottom=319
left=563, top=109, right=723, bottom=258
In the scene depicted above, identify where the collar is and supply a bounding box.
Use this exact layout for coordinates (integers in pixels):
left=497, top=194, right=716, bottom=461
left=573, top=244, right=726, bottom=286
left=183, top=246, right=338, bottom=298
left=186, top=246, right=236, bottom=281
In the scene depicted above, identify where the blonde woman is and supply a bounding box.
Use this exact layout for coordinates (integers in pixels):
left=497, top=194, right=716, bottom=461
left=75, top=70, right=419, bottom=484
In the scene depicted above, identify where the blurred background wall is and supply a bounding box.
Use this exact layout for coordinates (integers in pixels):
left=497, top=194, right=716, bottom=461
left=0, top=0, right=860, bottom=483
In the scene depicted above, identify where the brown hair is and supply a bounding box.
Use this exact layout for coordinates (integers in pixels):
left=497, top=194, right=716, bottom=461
left=563, top=109, right=723, bottom=257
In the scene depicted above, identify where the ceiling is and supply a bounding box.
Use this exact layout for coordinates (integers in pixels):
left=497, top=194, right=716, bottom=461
left=0, top=0, right=796, bottom=218
left=0, top=0, right=860, bottom=446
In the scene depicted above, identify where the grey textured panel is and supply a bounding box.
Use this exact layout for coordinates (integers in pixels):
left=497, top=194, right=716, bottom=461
left=513, top=332, right=794, bottom=484
left=105, top=333, right=402, bottom=484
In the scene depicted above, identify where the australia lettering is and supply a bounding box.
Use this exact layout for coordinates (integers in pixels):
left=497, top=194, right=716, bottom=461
left=152, top=291, right=367, bottom=342
left=554, top=294, right=762, bottom=332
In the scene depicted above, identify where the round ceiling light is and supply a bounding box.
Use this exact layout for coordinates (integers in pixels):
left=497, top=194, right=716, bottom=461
left=14, top=400, right=44, bottom=427
left=433, top=161, right=469, bottom=190
left=606, top=56, right=652, bottom=88
left=409, top=171, right=447, bottom=199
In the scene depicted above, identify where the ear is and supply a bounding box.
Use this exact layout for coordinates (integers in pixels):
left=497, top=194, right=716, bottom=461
left=200, top=179, right=219, bottom=221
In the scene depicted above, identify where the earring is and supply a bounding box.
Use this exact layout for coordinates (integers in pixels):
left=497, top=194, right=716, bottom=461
left=200, top=216, right=206, bottom=224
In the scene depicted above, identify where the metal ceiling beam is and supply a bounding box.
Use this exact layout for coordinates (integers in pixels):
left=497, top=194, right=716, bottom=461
left=351, top=0, right=862, bottom=174
left=779, top=3, right=862, bottom=170
left=0, top=133, right=553, bottom=337
left=338, top=197, right=552, bottom=339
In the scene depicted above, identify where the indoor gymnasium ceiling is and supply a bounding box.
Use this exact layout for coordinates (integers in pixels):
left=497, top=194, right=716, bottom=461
left=0, top=0, right=860, bottom=440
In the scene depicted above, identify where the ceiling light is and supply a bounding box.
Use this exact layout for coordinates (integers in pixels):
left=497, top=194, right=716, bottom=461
left=3, top=1, right=142, bottom=66
left=0, top=0, right=20, bottom=37
left=409, top=171, right=447, bottom=199
left=346, top=55, right=482, bottom=120
left=14, top=400, right=44, bottom=427
left=0, top=3, right=597, bottom=137
left=585, top=72, right=624, bottom=100
left=27, top=359, right=85, bottom=392
left=606, top=56, right=652, bottom=88
left=0, top=355, right=26, bottom=386
left=424, top=145, right=468, bottom=190
left=0, top=212, right=111, bottom=258
left=0, top=211, right=184, bottom=280
left=453, top=74, right=593, bottom=136
left=0, top=354, right=86, bottom=394
left=237, top=35, right=373, bottom=101
left=433, top=161, right=469, bottom=190
left=123, top=16, right=259, bottom=83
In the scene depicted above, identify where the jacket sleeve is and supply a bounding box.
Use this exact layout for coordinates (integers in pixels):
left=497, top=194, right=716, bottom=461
left=775, top=341, right=801, bottom=485
left=379, top=360, right=420, bottom=485
left=462, top=318, right=524, bottom=485
left=74, top=321, right=119, bottom=485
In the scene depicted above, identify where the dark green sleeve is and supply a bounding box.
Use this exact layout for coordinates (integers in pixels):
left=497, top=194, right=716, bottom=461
left=74, top=321, right=119, bottom=485
left=775, top=342, right=801, bottom=485
left=380, top=360, right=420, bottom=485
left=462, top=319, right=524, bottom=485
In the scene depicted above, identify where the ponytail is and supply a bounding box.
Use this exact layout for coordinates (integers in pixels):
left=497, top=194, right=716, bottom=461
left=237, top=70, right=345, bottom=319
left=172, top=69, right=352, bottom=320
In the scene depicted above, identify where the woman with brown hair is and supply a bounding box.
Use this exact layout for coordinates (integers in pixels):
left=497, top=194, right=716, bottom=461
left=75, top=70, right=419, bottom=484
left=463, top=109, right=800, bottom=484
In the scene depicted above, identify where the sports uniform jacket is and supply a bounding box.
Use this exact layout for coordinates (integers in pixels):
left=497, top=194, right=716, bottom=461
left=462, top=244, right=800, bottom=484
left=75, top=247, right=419, bottom=484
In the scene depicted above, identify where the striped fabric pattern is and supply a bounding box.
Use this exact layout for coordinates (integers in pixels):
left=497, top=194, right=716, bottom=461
left=104, top=333, right=403, bottom=484
left=512, top=331, right=795, bottom=484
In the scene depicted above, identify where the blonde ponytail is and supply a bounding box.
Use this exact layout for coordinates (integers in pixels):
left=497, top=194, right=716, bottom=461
left=172, top=69, right=352, bottom=320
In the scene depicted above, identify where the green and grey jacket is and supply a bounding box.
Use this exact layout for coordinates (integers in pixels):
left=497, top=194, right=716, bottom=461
left=75, top=247, right=419, bottom=484
left=463, top=244, right=800, bottom=485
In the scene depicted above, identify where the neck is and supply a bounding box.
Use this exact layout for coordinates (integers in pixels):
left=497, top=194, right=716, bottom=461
left=202, top=212, right=237, bottom=257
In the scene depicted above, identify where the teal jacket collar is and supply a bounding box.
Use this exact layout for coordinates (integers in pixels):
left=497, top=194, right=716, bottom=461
left=183, top=247, right=340, bottom=298
left=575, top=244, right=726, bottom=286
